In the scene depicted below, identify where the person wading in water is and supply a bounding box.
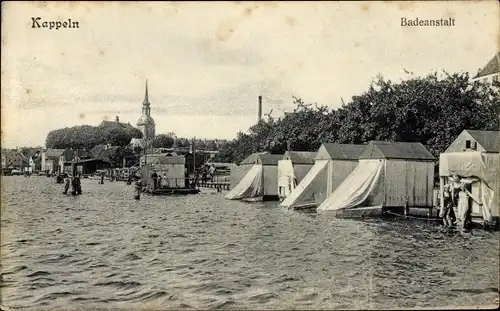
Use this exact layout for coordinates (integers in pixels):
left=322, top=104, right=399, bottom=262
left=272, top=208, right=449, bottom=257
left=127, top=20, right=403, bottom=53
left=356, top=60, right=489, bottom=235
left=449, top=174, right=483, bottom=231
left=63, top=175, right=71, bottom=194
left=440, top=183, right=457, bottom=228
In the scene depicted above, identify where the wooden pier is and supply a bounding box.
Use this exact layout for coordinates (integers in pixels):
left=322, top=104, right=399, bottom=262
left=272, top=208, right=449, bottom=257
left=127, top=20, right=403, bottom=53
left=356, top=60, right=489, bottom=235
left=196, top=181, right=230, bottom=191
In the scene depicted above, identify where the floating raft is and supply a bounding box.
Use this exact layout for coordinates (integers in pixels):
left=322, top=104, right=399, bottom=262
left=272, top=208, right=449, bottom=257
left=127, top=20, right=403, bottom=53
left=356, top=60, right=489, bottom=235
left=146, top=187, right=200, bottom=196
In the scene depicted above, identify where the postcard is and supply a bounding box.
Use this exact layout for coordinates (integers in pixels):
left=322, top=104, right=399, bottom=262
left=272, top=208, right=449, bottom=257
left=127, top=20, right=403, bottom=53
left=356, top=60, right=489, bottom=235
left=1, top=1, right=499, bottom=310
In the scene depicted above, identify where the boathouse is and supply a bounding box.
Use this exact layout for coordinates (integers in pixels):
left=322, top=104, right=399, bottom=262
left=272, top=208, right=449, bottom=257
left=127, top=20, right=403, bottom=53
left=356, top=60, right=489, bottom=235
left=277, top=151, right=316, bottom=200
left=439, top=129, right=499, bottom=225
left=280, top=143, right=366, bottom=210
left=141, top=155, right=187, bottom=188
left=225, top=152, right=283, bottom=201
left=317, top=141, right=436, bottom=217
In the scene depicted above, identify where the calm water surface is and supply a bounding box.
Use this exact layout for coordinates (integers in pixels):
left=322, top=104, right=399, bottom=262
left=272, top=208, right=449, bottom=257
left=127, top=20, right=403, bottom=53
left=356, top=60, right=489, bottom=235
left=1, top=176, right=499, bottom=310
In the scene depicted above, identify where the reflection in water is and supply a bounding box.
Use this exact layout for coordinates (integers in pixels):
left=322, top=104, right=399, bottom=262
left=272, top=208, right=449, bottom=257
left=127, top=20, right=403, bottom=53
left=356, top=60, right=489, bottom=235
left=1, top=176, right=499, bottom=310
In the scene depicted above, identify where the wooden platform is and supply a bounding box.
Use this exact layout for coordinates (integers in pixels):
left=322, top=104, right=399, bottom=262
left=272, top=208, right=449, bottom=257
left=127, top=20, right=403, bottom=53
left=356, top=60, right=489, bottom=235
left=197, top=181, right=230, bottom=190
left=146, top=187, right=200, bottom=196
left=286, top=202, right=318, bottom=211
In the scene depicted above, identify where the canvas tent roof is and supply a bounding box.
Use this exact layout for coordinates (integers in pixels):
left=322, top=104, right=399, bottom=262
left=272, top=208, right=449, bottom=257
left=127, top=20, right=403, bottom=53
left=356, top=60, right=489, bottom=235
left=240, top=153, right=282, bottom=165
left=359, top=141, right=435, bottom=161
left=464, top=130, right=500, bottom=152
left=283, top=151, right=316, bottom=164
left=316, top=143, right=366, bottom=160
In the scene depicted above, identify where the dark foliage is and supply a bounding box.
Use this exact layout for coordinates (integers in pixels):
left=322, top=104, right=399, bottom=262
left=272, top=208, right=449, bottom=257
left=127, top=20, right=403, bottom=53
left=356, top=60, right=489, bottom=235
left=218, top=72, right=499, bottom=164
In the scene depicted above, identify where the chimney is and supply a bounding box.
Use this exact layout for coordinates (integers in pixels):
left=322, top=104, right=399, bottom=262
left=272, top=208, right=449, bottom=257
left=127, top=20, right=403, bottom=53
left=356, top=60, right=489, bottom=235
left=115, top=116, right=120, bottom=123
left=258, top=95, right=262, bottom=122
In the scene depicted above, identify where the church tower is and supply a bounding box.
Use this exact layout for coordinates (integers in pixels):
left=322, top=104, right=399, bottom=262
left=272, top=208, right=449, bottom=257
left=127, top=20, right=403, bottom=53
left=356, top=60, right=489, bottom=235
left=136, top=80, right=156, bottom=140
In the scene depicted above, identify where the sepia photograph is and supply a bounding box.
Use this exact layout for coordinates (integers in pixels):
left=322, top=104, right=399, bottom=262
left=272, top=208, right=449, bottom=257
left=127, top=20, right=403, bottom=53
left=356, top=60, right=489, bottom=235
left=1, top=1, right=499, bottom=310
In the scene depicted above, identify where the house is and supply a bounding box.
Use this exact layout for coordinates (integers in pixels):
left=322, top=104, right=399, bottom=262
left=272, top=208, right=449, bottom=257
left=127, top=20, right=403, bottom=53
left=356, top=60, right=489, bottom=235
left=73, top=158, right=111, bottom=175
left=130, top=138, right=147, bottom=151
left=61, top=149, right=100, bottom=174
left=92, top=144, right=139, bottom=168
left=100, top=116, right=138, bottom=132
left=444, top=129, right=499, bottom=153
left=91, top=145, right=120, bottom=165
left=439, top=130, right=499, bottom=226
left=277, top=151, right=316, bottom=200
left=59, top=149, right=76, bottom=174
left=25, top=149, right=42, bottom=172
left=317, top=141, right=436, bottom=218
left=471, top=52, right=500, bottom=84
left=280, top=143, right=366, bottom=210
left=41, top=149, right=65, bottom=173
left=4, top=150, right=29, bottom=172
left=225, top=152, right=283, bottom=201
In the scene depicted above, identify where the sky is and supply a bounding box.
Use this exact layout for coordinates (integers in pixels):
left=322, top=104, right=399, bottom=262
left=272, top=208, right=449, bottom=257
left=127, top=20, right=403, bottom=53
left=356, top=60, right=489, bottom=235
left=1, top=1, right=499, bottom=148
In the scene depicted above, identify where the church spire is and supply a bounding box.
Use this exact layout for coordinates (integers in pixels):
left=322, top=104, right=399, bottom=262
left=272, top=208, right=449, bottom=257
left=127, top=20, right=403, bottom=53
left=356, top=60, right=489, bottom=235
left=143, top=79, right=149, bottom=105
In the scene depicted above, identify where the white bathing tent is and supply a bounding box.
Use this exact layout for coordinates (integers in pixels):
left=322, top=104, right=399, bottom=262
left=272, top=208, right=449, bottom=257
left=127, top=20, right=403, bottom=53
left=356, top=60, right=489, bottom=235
left=280, top=143, right=366, bottom=209
left=439, top=130, right=500, bottom=224
left=277, top=151, right=316, bottom=200
left=317, top=141, right=436, bottom=217
left=225, top=152, right=283, bottom=200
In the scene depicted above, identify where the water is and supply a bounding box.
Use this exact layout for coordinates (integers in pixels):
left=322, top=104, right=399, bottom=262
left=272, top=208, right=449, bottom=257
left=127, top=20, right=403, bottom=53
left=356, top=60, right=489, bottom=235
left=1, top=176, right=499, bottom=310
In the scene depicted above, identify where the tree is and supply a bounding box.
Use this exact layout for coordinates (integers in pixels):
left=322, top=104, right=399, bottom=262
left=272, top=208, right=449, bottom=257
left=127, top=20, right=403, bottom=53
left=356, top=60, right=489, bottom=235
left=108, top=146, right=136, bottom=167
left=45, top=123, right=143, bottom=150
left=152, top=134, right=175, bottom=148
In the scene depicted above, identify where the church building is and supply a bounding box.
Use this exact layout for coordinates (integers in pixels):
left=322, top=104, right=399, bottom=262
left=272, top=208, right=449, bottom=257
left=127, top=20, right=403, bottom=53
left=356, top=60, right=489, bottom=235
left=131, top=80, right=156, bottom=151
left=136, top=80, right=156, bottom=139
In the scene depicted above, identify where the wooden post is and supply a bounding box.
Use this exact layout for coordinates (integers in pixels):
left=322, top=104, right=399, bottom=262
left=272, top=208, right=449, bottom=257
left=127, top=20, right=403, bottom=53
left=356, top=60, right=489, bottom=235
left=439, top=176, right=445, bottom=214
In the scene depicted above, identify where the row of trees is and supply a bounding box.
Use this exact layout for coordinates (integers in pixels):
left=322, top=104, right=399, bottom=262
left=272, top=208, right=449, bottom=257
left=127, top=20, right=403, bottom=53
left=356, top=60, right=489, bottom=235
left=45, top=124, right=227, bottom=152
left=216, top=72, right=499, bottom=164
left=151, top=135, right=226, bottom=151
left=46, top=122, right=143, bottom=149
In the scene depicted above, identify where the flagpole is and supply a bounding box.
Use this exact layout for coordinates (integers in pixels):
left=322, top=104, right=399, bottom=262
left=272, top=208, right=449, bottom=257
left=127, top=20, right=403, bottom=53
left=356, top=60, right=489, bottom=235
left=193, top=137, right=196, bottom=173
